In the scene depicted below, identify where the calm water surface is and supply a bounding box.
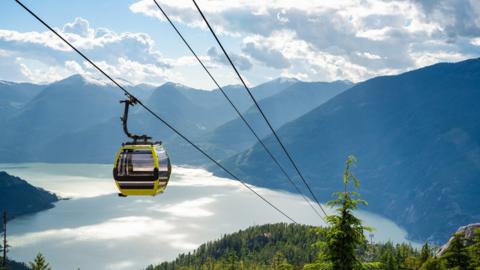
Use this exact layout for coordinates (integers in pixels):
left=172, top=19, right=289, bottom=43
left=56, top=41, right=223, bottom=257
left=0, top=163, right=419, bottom=270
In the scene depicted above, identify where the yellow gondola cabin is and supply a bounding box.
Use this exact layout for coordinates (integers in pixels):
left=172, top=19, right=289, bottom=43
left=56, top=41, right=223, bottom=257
left=113, top=143, right=171, bottom=196
left=113, top=96, right=172, bottom=197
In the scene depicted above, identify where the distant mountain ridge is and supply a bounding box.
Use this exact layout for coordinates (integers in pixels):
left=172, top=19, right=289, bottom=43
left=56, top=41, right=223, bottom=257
left=219, top=58, right=480, bottom=243
left=196, top=80, right=352, bottom=158
left=0, top=80, right=44, bottom=123
left=0, top=75, right=348, bottom=165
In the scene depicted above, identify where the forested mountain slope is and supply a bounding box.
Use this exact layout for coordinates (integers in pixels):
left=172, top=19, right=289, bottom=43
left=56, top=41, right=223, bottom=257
left=0, top=171, right=58, bottom=218
left=220, top=58, right=480, bottom=243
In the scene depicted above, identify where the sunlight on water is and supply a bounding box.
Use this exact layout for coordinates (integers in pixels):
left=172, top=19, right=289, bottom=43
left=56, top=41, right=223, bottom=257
left=1, top=163, right=419, bottom=270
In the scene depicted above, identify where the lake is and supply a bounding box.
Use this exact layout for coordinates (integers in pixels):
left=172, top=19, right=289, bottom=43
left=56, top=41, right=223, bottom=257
left=0, top=163, right=418, bottom=270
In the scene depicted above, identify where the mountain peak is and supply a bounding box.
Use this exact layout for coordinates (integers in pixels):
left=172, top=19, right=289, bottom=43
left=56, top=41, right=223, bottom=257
left=272, top=76, right=300, bottom=83
left=54, top=74, right=101, bottom=86
left=332, top=79, right=354, bottom=86
left=53, top=74, right=134, bottom=87
left=161, top=81, right=190, bottom=89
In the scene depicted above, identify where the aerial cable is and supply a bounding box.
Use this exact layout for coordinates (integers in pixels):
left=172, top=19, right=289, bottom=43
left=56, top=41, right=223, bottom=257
left=152, top=0, right=325, bottom=222
left=191, top=0, right=329, bottom=218
left=14, top=0, right=298, bottom=224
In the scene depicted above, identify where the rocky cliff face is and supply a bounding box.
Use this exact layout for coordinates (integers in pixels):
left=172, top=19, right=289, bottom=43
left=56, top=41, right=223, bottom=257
left=437, top=223, right=480, bottom=256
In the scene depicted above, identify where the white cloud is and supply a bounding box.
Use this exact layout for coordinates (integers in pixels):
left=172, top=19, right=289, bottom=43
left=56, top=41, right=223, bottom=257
left=16, top=57, right=72, bottom=83
left=62, top=17, right=94, bottom=38
left=207, top=46, right=252, bottom=70
left=412, top=0, right=480, bottom=39
left=0, top=17, right=195, bottom=85
left=410, top=51, right=467, bottom=68
left=64, top=60, right=86, bottom=75
left=242, top=39, right=290, bottom=69
left=471, top=38, right=480, bottom=47
left=357, top=52, right=382, bottom=60
left=2, top=1, right=479, bottom=85
left=130, top=0, right=479, bottom=83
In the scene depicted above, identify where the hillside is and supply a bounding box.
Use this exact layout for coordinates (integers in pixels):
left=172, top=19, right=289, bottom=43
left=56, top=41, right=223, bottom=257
left=0, top=171, right=58, bottom=218
left=196, top=80, right=352, bottom=158
left=0, top=75, right=123, bottom=162
left=147, top=223, right=480, bottom=270
left=219, top=58, right=480, bottom=243
left=0, top=259, right=30, bottom=270
left=147, top=223, right=324, bottom=270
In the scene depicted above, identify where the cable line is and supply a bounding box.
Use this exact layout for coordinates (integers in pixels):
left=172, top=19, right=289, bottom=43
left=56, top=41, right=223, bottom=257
left=152, top=0, right=325, bottom=222
left=14, top=0, right=298, bottom=224
left=191, top=0, right=329, bottom=218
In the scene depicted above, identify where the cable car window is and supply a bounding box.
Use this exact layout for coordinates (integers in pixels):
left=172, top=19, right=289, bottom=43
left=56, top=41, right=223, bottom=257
left=116, top=151, right=128, bottom=176
left=156, top=147, right=170, bottom=178
left=116, top=149, right=155, bottom=177
left=131, top=150, right=155, bottom=172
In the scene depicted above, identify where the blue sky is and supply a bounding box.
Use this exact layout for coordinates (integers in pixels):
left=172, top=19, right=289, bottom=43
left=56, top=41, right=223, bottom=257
left=1, top=0, right=479, bottom=88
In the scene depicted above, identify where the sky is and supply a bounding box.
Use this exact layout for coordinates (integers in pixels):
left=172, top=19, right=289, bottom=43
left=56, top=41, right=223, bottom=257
left=0, top=0, right=479, bottom=89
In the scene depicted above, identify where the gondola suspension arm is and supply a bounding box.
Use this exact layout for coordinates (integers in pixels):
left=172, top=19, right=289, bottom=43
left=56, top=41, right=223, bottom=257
left=120, top=96, right=151, bottom=142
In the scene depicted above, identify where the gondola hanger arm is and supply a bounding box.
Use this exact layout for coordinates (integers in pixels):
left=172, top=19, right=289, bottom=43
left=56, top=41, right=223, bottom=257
left=120, top=96, right=151, bottom=142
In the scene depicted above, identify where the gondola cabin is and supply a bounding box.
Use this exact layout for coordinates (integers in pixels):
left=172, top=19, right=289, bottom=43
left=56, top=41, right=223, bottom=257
left=113, top=142, right=171, bottom=196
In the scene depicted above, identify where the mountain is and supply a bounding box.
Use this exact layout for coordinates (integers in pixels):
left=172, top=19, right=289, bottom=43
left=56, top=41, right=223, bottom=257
left=0, top=76, right=227, bottom=163
left=219, top=58, right=480, bottom=243
left=0, top=74, right=123, bottom=162
left=32, top=82, right=243, bottom=164
left=132, top=80, right=301, bottom=165
left=249, top=77, right=300, bottom=100
left=0, top=80, right=43, bottom=104
left=206, top=77, right=299, bottom=114
left=0, top=75, right=314, bottom=164
left=0, top=80, right=44, bottom=122
left=197, top=80, right=352, bottom=159
left=147, top=223, right=323, bottom=270
left=142, top=82, right=237, bottom=136
left=0, top=171, right=58, bottom=218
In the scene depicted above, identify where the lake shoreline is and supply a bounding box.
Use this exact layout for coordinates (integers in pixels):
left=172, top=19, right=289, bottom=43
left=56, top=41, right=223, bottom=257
left=2, top=163, right=419, bottom=270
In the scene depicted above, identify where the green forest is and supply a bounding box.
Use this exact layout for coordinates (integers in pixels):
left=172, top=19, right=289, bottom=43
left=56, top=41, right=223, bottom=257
left=145, top=223, right=480, bottom=270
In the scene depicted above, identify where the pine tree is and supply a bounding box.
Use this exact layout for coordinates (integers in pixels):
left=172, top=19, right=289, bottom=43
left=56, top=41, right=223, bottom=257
left=443, top=232, right=470, bottom=270
left=304, top=155, right=370, bottom=270
left=224, top=249, right=238, bottom=270
left=384, top=252, right=397, bottom=270
left=29, top=253, right=51, bottom=270
left=418, top=242, right=431, bottom=266
left=272, top=251, right=293, bottom=270
left=419, top=258, right=446, bottom=270
left=0, top=244, right=2, bottom=270
left=1, top=232, right=4, bottom=270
